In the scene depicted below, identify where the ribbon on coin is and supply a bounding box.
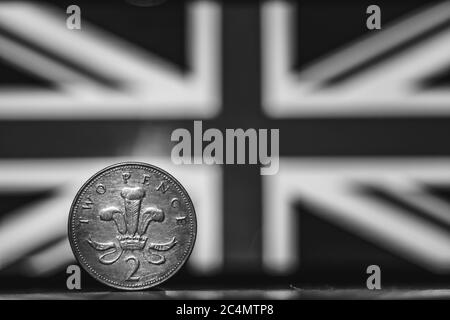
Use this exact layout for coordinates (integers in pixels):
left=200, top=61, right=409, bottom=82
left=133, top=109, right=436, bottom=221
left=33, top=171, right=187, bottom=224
left=144, top=237, right=177, bottom=264
left=87, top=238, right=123, bottom=265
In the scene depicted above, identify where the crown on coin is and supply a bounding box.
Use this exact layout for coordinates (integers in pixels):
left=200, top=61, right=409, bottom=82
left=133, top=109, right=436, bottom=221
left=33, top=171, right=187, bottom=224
left=117, top=234, right=148, bottom=250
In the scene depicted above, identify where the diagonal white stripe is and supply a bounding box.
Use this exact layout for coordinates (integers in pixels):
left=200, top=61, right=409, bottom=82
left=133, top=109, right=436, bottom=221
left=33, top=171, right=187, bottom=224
left=0, top=158, right=223, bottom=275
left=262, top=1, right=450, bottom=117
left=264, top=158, right=450, bottom=274
left=0, top=1, right=221, bottom=118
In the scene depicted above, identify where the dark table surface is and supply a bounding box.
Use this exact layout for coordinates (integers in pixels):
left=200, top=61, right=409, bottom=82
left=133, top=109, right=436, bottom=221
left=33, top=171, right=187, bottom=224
left=2, top=288, right=450, bottom=300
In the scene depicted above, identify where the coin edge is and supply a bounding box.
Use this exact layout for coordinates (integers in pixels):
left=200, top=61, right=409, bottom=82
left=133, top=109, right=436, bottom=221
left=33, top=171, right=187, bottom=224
left=67, top=161, right=197, bottom=291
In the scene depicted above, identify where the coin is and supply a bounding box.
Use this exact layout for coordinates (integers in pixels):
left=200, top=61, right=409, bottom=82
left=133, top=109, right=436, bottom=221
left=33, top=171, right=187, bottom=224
left=68, top=162, right=197, bottom=290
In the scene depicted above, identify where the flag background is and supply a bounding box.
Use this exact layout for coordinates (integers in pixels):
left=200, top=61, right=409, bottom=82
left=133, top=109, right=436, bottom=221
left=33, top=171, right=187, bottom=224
left=0, top=0, right=449, bottom=294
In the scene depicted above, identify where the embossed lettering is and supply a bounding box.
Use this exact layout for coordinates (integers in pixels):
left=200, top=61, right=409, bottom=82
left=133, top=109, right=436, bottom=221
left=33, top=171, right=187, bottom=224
left=82, top=197, right=94, bottom=210
left=142, top=174, right=151, bottom=185
left=96, top=184, right=106, bottom=194
left=171, top=198, right=180, bottom=208
left=125, top=256, right=140, bottom=281
left=122, top=172, right=131, bottom=184
left=156, top=181, right=169, bottom=194
left=176, top=216, right=187, bottom=225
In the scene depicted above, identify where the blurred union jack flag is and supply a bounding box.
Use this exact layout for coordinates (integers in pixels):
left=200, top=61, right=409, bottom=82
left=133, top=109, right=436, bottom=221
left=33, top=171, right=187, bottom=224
left=0, top=0, right=449, bottom=289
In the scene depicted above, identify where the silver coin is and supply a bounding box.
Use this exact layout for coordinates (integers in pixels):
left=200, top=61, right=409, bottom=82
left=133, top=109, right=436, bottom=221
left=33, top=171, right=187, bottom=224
left=68, top=162, right=197, bottom=290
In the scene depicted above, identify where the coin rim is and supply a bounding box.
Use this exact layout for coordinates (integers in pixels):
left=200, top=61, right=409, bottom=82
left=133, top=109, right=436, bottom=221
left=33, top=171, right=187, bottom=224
left=68, top=161, right=197, bottom=290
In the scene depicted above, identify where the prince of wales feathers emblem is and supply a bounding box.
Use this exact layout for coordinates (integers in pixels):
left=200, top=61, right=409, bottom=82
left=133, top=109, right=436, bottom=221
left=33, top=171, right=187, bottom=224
left=87, top=187, right=177, bottom=266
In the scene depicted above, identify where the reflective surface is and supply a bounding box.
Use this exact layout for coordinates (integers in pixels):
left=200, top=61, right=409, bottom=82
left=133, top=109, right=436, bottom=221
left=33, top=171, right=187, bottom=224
left=3, top=288, right=450, bottom=300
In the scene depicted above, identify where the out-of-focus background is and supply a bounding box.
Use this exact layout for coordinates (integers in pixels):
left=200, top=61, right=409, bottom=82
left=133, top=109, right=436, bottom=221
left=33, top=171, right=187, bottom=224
left=0, top=0, right=450, bottom=292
